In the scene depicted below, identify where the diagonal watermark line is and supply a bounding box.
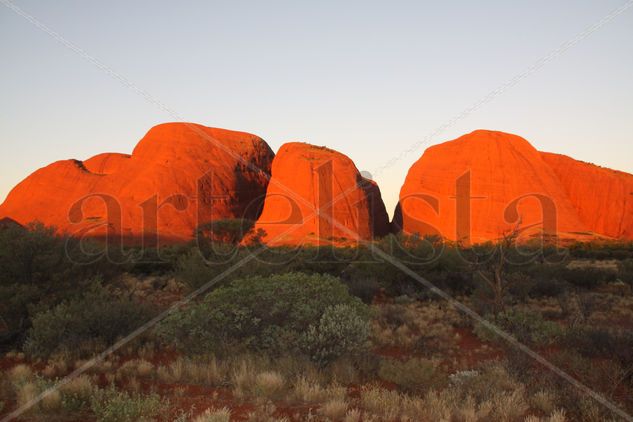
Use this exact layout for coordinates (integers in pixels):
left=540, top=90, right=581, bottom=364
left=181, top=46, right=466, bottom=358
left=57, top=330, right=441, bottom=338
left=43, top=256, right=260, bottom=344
left=2, top=1, right=632, bottom=420
left=365, top=241, right=633, bottom=422
left=371, top=0, right=633, bottom=177
left=3, top=0, right=631, bottom=249
left=0, top=207, right=325, bottom=421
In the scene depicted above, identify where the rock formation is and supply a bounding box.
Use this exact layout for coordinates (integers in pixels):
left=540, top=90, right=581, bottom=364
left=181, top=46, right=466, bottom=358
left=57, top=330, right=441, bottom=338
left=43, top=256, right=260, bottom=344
left=254, top=142, right=390, bottom=245
left=396, top=130, right=594, bottom=243
left=0, top=123, right=274, bottom=243
left=3, top=124, right=631, bottom=245
left=541, top=152, right=633, bottom=239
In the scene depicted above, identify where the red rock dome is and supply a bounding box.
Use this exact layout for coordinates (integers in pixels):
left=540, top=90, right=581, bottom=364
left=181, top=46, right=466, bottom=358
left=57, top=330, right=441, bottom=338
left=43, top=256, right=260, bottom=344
left=254, top=142, right=390, bottom=245
left=0, top=122, right=274, bottom=243
left=396, top=130, right=592, bottom=243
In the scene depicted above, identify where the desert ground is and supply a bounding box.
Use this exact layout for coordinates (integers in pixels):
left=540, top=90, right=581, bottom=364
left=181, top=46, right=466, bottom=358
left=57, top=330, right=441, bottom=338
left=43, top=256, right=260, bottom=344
left=1, top=222, right=632, bottom=421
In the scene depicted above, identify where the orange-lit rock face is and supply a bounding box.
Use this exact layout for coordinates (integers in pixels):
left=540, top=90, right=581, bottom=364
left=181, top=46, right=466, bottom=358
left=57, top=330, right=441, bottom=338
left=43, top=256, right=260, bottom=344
left=254, top=143, right=389, bottom=245
left=541, top=152, right=633, bottom=239
left=83, top=153, right=131, bottom=175
left=0, top=123, right=274, bottom=243
left=397, top=130, right=590, bottom=243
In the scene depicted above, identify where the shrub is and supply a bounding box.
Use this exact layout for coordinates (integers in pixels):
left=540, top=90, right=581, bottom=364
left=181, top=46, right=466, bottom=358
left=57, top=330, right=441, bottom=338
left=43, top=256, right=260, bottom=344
left=157, top=272, right=370, bottom=359
left=174, top=248, right=214, bottom=289
left=0, top=283, right=43, bottom=345
left=90, top=386, right=165, bottom=422
left=0, top=222, right=64, bottom=285
left=529, top=277, right=567, bottom=298
left=558, top=266, right=614, bottom=289
left=196, top=219, right=255, bottom=246
left=378, top=357, right=445, bottom=392
left=0, top=223, right=125, bottom=347
left=299, top=304, right=370, bottom=366
left=562, top=325, right=633, bottom=367
left=23, top=288, right=154, bottom=358
left=343, top=277, right=381, bottom=304
left=474, top=310, right=561, bottom=346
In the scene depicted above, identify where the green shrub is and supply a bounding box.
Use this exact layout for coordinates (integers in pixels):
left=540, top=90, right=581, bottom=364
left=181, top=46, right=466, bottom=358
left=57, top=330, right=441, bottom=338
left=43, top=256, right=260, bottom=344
left=562, top=325, right=633, bottom=367
left=175, top=244, right=248, bottom=289
left=174, top=247, right=214, bottom=289
left=378, top=357, right=445, bottom=392
left=0, top=283, right=42, bottom=344
left=157, top=272, right=370, bottom=360
left=299, top=304, right=370, bottom=366
left=525, top=264, right=616, bottom=290
left=529, top=277, right=567, bottom=297
left=196, top=218, right=255, bottom=246
left=342, top=277, right=381, bottom=304
left=0, top=223, right=126, bottom=347
left=474, top=309, right=561, bottom=346
left=23, top=288, right=154, bottom=358
left=90, top=386, right=165, bottom=422
left=0, top=222, right=64, bottom=285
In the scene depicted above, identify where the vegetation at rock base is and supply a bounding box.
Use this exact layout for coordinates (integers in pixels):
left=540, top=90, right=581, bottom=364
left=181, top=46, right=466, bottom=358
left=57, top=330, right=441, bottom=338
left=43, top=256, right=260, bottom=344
left=1, top=225, right=633, bottom=420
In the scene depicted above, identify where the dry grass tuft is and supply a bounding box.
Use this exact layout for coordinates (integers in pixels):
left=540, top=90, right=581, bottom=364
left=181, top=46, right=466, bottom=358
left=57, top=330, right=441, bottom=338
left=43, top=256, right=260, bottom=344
left=41, top=389, right=62, bottom=412
left=360, top=385, right=402, bottom=421
left=230, top=358, right=259, bottom=400
left=530, top=390, right=557, bottom=415
left=319, top=398, right=348, bottom=419
left=127, top=376, right=141, bottom=392
left=254, top=371, right=285, bottom=399
left=15, top=382, right=39, bottom=412
left=193, top=406, right=231, bottom=422
left=292, top=376, right=346, bottom=404
left=343, top=408, right=362, bottom=422
left=9, top=364, right=33, bottom=384
left=246, top=402, right=288, bottom=422
left=156, top=357, right=225, bottom=386
left=41, top=355, right=70, bottom=378
left=118, top=359, right=154, bottom=379
left=59, top=374, right=93, bottom=399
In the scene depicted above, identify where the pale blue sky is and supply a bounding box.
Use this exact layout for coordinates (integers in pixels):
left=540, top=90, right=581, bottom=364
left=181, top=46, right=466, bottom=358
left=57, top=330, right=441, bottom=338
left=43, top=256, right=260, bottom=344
left=1, top=0, right=632, bottom=217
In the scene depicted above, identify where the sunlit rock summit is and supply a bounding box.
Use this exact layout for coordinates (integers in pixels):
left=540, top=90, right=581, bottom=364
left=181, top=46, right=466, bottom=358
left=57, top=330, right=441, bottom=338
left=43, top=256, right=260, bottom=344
left=395, top=130, right=633, bottom=242
left=0, top=123, right=274, bottom=243
left=1, top=125, right=631, bottom=244
left=253, top=142, right=390, bottom=245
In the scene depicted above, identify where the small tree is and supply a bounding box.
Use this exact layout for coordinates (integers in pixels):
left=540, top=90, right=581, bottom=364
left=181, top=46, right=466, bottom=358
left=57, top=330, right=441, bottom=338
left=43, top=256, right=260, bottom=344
left=471, top=227, right=520, bottom=316
left=0, top=221, right=63, bottom=285
left=196, top=219, right=255, bottom=245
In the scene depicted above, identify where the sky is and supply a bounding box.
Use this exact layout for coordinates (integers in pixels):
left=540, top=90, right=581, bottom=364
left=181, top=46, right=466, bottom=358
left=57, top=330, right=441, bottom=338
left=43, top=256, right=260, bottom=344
left=1, top=0, right=632, bottom=217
